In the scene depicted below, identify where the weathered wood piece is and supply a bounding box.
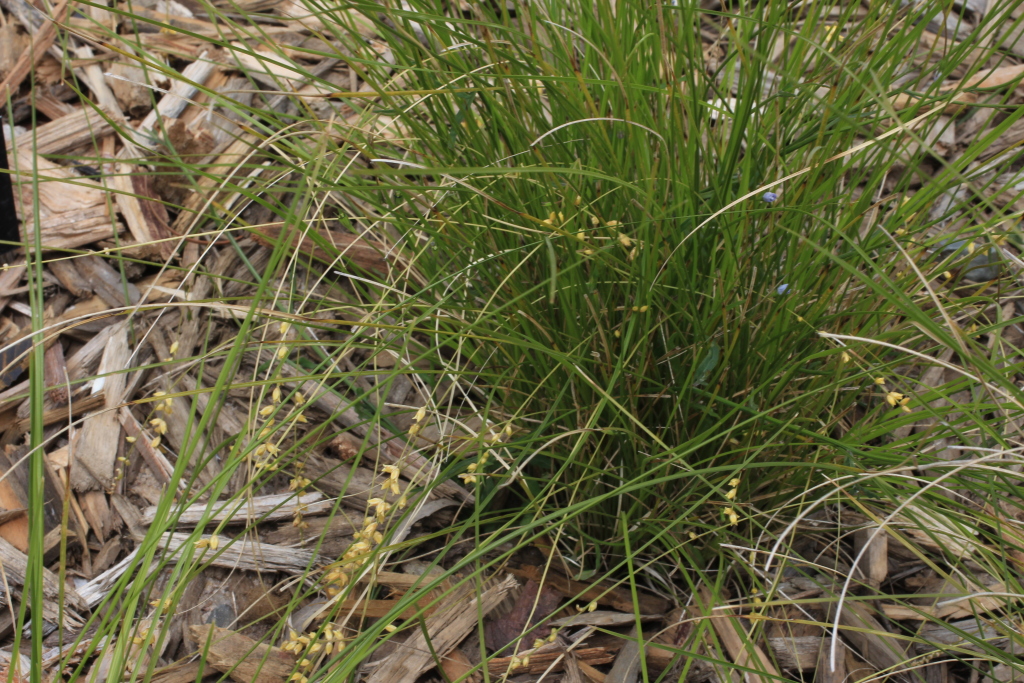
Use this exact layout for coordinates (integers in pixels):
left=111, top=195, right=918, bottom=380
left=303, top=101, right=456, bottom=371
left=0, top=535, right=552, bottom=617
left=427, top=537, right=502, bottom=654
left=487, top=647, right=617, bottom=676
left=142, top=492, right=332, bottom=526
left=69, top=320, right=129, bottom=490
left=696, top=586, right=780, bottom=683
left=155, top=532, right=316, bottom=574
left=189, top=625, right=296, bottom=683
left=20, top=105, right=114, bottom=156
left=112, top=167, right=176, bottom=260
left=367, top=575, right=517, bottom=683
left=7, top=146, right=121, bottom=250
left=0, top=0, right=68, bottom=100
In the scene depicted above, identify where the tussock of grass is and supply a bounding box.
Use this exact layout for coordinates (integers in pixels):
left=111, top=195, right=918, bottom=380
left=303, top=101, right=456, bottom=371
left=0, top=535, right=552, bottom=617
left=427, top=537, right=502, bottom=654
left=13, top=0, right=1024, bottom=679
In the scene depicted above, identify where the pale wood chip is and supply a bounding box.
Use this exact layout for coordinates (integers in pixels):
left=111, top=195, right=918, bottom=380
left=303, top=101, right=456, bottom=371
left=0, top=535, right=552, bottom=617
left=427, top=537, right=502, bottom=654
left=366, top=574, right=517, bottom=683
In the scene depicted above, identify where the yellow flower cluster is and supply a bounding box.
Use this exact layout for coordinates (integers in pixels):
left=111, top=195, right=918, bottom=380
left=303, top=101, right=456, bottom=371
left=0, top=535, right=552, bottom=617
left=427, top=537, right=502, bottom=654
left=459, top=451, right=490, bottom=485
left=282, top=624, right=347, bottom=682
left=407, top=406, right=428, bottom=438
left=320, top=465, right=408, bottom=597
left=380, top=464, right=401, bottom=496
left=194, top=536, right=220, bottom=551
left=152, top=391, right=174, bottom=415
left=876, top=378, right=912, bottom=413
left=725, top=477, right=740, bottom=501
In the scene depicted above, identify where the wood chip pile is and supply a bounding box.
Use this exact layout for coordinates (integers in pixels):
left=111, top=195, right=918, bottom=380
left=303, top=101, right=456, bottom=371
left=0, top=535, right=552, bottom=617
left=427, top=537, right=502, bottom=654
left=0, top=0, right=1023, bottom=680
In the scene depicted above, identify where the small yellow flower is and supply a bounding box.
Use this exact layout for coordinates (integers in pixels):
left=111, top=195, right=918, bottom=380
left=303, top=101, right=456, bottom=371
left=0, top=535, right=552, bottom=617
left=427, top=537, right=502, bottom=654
left=725, top=488, right=737, bottom=500
left=841, top=351, right=851, bottom=363
left=729, top=478, right=741, bottom=487
left=885, top=391, right=904, bottom=407
left=590, top=216, right=600, bottom=226
left=874, top=377, right=886, bottom=385
left=724, top=507, right=739, bottom=526
left=367, top=498, right=391, bottom=520
left=277, top=345, right=289, bottom=360
left=272, top=386, right=282, bottom=403
left=617, top=233, right=632, bottom=248
left=382, top=464, right=400, bottom=481
left=639, top=305, right=649, bottom=313
left=126, top=436, right=137, bottom=443
left=260, top=405, right=274, bottom=417
left=149, top=418, right=168, bottom=435
left=383, top=624, right=397, bottom=633
left=293, top=391, right=305, bottom=405
left=414, top=406, right=427, bottom=423
left=280, top=322, right=291, bottom=335
left=150, top=436, right=162, bottom=449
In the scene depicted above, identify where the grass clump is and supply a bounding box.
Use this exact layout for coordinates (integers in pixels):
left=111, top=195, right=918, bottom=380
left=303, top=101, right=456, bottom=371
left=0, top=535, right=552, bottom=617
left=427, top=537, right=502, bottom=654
left=19, top=0, right=1024, bottom=679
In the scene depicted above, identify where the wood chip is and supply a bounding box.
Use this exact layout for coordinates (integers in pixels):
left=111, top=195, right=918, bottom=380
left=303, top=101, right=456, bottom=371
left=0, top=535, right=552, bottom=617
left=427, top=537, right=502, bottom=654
left=189, top=625, right=295, bottom=683
left=366, top=574, right=517, bottom=683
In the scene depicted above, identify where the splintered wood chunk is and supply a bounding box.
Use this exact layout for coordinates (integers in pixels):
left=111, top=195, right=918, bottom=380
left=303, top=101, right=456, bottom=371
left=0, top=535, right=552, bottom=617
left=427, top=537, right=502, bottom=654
left=141, top=492, right=331, bottom=526
left=69, top=320, right=130, bottom=491
left=112, top=166, right=175, bottom=260
left=189, top=625, right=295, bottom=683
left=486, top=647, right=616, bottom=675
left=367, top=575, right=518, bottom=683
left=73, top=255, right=141, bottom=308
left=155, top=532, right=315, bottom=574
left=832, top=601, right=907, bottom=675
left=48, top=257, right=92, bottom=298
left=696, top=586, right=779, bottom=683
left=606, top=626, right=642, bottom=683
left=136, top=53, right=215, bottom=148
left=43, top=337, right=67, bottom=405
left=107, top=61, right=159, bottom=116
left=853, top=525, right=888, bottom=588
left=25, top=105, right=114, bottom=156
left=9, top=149, right=120, bottom=250
left=440, top=649, right=480, bottom=683
left=0, top=0, right=69, bottom=101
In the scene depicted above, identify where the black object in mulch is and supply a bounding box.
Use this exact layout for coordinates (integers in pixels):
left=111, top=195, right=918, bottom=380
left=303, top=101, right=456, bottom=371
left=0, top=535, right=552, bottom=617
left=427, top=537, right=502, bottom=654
left=0, top=118, right=20, bottom=256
